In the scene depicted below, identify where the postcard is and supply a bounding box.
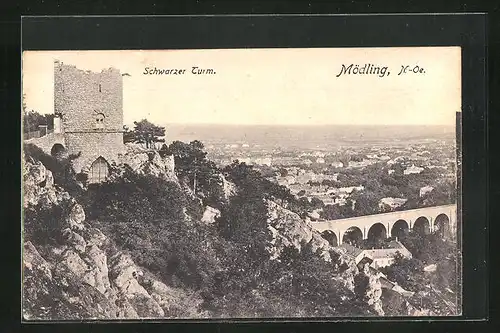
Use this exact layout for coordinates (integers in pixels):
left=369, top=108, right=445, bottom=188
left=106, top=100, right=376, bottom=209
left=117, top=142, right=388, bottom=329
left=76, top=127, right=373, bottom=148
left=22, top=47, right=461, bottom=320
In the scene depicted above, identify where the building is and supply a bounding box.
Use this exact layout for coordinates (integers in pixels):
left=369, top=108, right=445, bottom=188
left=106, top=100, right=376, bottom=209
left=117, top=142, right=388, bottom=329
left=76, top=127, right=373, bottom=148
left=404, top=164, right=424, bottom=175
left=419, top=185, right=434, bottom=197
left=338, top=240, right=412, bottom=270
left=379, top=197, right=407, bottom=210
left=337, top=243, right=367, bottom=264
left=333, top=185, right=364, bottom=195
left=360, top=241, right=413, bottom=269
left=254, top=157, right=272, bottom=166
left=54, top=61, right=126, bottom=181
left=330, top=161, right=344, bottom=168
left=26, top=61, right=127, bottom=183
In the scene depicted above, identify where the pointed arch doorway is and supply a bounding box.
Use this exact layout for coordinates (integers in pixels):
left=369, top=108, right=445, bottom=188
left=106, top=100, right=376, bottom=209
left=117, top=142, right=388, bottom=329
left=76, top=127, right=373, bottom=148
left=89, top=156, right=110, bottom=183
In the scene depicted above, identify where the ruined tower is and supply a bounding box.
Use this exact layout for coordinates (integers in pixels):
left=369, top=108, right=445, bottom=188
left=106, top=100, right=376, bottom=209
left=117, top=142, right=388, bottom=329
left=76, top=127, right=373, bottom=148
left=54, top=60, right=126, bottom=182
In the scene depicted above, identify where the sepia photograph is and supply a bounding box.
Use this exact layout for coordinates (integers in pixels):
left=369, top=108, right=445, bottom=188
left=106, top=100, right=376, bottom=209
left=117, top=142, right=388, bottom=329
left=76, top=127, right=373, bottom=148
left=21, top=47, right=461, bottom=320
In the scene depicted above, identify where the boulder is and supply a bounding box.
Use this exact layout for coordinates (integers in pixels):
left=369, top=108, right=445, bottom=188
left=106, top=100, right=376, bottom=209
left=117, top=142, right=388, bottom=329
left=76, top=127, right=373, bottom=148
left=56, top=249, right=90, bottom=282
left=127, top=293, right=165, bottom=318
left=61, top=228, right=86, bottom=253
left=201, top=206, right=221, bottom=224
left=308, top=232, right=332, bottom=262
left=355, top=263, right=384, bottom=316
left=267, top=201, right=313, bottom=248
left=29, top=160, right=47, bottom=185
left=108, top=252, right=164, bottom=317
left=44, top=188, right=59, bottom=205
left=108, top=253, right=147, bottom=295
left=83, top=245, right=111, bottom=294
left=66, top=203, right=86, bottom=231
left=119, top=149, right=177, bottom=182
left=24, top=241, right=52, bottom=281
left=140, top=276, right=203, bottom=317
left=114, top=296, right=140, bottom=319
left=45, top=169, right=54, bottom=188
left=83, top=227, right=107, bottom=247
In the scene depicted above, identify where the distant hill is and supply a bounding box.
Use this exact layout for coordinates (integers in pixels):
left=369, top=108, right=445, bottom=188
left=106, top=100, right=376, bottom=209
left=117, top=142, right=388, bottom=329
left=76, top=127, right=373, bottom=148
left=163, top=124, right=455, bottom=150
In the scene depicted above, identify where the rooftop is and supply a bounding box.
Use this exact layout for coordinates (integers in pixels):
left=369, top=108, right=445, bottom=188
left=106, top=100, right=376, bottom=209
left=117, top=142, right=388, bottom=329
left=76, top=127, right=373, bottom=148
left=363, top=240, right=412, bottom=259
left=338, top=243, right=364, bottom=258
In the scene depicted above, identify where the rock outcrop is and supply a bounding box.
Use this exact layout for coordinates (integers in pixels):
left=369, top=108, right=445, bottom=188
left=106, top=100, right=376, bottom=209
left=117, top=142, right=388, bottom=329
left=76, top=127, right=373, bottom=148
left=265, top=200, right=397, bottom=314
left=118, top=146, right=177, bottom=182
left=23, top=148, right=396, bottom=319
left=266, top=200, right=332, bottom=261
left=23, top=158, right=70, bottom=208
left=201, top=206, right=221, bottom=224
left=22, top=156, right=204, bottom=320
left=221, top=174, right=237, bottom=200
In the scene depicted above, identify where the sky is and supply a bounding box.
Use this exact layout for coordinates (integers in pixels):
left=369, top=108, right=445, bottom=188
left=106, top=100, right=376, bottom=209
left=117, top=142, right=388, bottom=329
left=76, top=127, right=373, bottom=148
left=22, top=47, right=461, bottom=127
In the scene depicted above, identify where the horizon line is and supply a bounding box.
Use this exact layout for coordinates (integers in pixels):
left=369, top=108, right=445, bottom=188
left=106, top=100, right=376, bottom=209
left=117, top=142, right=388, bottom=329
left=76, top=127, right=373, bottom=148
left=158, top=122, right=457, bottom=127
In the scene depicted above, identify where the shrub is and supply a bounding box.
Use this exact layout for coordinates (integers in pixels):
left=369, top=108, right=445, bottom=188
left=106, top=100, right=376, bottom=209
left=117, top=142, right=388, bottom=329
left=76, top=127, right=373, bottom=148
left=23, top=199, right=73, bottom=246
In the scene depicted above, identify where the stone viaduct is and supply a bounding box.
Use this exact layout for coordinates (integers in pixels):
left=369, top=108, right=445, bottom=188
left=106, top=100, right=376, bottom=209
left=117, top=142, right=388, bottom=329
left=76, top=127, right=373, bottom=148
left=311, top=204, right=457, bottom=246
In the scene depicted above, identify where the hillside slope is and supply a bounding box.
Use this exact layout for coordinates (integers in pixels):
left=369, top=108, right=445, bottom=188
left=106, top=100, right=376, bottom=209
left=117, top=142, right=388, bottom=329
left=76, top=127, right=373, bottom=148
left=22, top=146, right=426, bottom=319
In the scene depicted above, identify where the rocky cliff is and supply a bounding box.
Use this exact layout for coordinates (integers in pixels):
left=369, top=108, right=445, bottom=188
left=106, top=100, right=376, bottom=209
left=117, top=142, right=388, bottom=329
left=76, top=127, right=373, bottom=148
left=117, top=145, right=178, bottom=182
left=22, top=157, right=206, bottom=320
left=22, top=147, right=414, bottom=319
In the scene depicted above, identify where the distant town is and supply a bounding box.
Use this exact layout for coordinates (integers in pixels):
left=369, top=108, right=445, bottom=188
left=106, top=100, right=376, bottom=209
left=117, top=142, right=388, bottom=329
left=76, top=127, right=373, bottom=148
left=204, top=136, right=457, bottom=221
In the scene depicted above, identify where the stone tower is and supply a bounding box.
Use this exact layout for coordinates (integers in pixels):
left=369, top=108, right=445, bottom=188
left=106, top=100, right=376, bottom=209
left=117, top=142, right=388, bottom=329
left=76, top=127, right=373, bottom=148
left=54, top=60, right=126, bottom=182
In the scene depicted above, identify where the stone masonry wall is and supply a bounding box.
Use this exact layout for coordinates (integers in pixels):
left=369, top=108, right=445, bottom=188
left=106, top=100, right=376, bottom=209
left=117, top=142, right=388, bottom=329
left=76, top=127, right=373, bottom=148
left=54, top=61, right=123, bottom=132
left=54, top=61, right=125, bottom=173
left=66, top=132, right=125, bottom=174
left=24, top=133, right=65, bottom=155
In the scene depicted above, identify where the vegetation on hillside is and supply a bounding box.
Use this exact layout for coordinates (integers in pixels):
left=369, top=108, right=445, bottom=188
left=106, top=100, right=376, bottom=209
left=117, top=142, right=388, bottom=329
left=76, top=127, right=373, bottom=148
left=22, top=133, right=458, bottom=317
left=123, top=119, right=166, bottom=148
left=318, top=162, right=456, bottom=220
left=379, top=231, right=459, bottom=315
left=23, top=109, right=55, bottom=134
left=23, top=139, right=375, bottom=317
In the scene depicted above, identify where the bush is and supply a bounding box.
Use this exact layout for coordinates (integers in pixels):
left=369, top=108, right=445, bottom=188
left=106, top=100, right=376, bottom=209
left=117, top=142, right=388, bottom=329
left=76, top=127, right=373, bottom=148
left=23, top=199, right=73, bottom=246
left=80, top=169, right=221, bottom=290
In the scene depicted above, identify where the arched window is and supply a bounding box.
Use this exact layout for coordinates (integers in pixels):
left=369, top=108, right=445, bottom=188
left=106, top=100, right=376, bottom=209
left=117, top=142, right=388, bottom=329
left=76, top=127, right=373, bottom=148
left=89, top=156, right=109, bottom=183
left=95, top=112, right=105, bottom=129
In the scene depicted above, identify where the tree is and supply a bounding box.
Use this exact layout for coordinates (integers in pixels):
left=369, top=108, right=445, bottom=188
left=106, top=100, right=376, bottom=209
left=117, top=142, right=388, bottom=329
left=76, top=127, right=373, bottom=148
left=168, top=140, right=218, bottom=196
left=350, top=154, right=364, bottom=162
left=310, top=197, right=325, bottom=209
left=123, top=125, right=135, bottom=144
left=158, top=143, right=170, bottom=157
left=365, top=179, right=381, bottom=193
left=421, top=181, right=455, bottom=206
left=392, top=163, right=405, bottom=176
left=23, top=110, right=54, bottom=134
left=321, top=204, right=341, bottom=220
left=124, top=119, right=165, bottom=148
left=351, top=191, right=379, bottom=216
left=379, top=253, right=426, bottom=292
left=278, top=168, right=288, bottom=177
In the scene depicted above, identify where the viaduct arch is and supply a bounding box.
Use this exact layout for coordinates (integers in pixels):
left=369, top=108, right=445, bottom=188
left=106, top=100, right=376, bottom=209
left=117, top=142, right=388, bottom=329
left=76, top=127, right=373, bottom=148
left=312, top=204, right=457, bottom=245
